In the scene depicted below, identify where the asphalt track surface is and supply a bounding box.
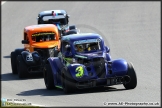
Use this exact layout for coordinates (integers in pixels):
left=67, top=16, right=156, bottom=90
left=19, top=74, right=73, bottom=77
left=1, top=1, right=161, bottom=107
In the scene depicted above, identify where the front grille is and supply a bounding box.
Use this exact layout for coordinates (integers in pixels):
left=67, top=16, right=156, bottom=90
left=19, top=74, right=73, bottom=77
left=34, top=48, right=54, bottom=60
left=77, top=58, right=91, bottom=66
left=93, top=57, right=106, bottom=78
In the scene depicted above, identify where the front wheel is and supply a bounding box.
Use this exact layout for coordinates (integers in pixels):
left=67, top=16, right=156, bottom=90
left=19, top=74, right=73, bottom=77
left=17, top=55, right=29, bottom=78
left=61, top=67, right=77, bottom=94
left=123, top=62, right=137, bottom=89
left=69, top=25, right=76, bottom=30
left=11, top=51, right=18, bottom=74
left=44, top=63, right=55, bottom=90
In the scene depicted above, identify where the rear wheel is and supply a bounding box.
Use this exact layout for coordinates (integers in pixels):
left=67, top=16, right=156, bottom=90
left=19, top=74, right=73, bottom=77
left=61, top=67, right=76, bottom=94
left=11, top=51, right=18, bottom=74
left=38, top=19, right=41, bottom=24
left=44, top=63, right=55, bottom=90
left=17, top=55, right=29, bottom=78
left=69, top=25, right=76, bottom=30
left=123, top=62, right=137, bottom=89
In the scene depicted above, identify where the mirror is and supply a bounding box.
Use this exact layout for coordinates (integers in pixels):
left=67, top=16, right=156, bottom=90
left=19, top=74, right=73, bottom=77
left=67, top=15, right=70, bottom=18
left=22, top=40, right=29, bottom=44
left=105, top=46, right=110, bottom=53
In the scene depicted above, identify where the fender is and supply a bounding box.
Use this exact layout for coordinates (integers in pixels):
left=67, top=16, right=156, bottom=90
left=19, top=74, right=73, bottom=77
left=111, top=59, right=128, bottom=76
left=67, top=64, right=91, bottom=82
left=47, top=57, right=63, bottom=85
left=14, top=48, right=25, bottom=55
left=106, top=53, right=111, bottom=61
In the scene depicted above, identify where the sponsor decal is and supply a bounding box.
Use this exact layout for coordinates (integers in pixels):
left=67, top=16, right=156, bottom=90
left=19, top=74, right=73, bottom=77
left=75, top=55, right=87, bottom=59
left=32, top=32, right=55, bottom=37
left=74, top=39, right=99, bottom=44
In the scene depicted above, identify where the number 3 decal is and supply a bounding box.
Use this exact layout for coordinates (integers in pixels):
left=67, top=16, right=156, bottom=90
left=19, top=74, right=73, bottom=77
left=75, top=66, right=84, bottom=78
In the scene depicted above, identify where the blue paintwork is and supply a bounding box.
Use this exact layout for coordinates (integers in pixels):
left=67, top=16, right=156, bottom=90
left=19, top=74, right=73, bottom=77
left=56, top=24, right=61, bottom=30
left=47, top=33, right=129, bottom=88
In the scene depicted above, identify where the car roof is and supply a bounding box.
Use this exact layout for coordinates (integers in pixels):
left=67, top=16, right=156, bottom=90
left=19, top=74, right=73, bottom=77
left=62, top=33, right=103, bottom=42
left=24, top=24, right=58, bottom=33
left=39, top=10, right=66, bottom=16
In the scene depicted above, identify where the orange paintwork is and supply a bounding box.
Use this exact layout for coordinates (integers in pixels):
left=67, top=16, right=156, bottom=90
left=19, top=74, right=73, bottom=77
left=23, top=24, right=61, bottom=52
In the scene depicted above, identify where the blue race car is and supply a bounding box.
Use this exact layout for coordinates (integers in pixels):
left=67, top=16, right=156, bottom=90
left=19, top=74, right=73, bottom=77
left=43, top=33, right=137, bottom=93
left=37, top=10, right=79, bottom=36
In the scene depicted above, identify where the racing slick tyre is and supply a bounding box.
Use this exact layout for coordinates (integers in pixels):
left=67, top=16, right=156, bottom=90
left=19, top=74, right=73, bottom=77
left=61, top=67, right=76, bottom=94
left=69, top=25, right=76, bottom=30
left=11, top=51, right=18, bottom=74
left=123, top=62, right=137, bottom=89
left=17, top=55, right=29, bottom=78
left=38, top=20, right=41, bottom=24
left=44, top=63, right=55, bottom=90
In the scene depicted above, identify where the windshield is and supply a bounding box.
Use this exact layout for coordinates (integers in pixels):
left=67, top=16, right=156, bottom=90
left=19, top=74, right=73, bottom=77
left=42, top=15, right=67, bottom=25
left=73, top=39, right=102, bottom=53
left=31, top=32, right=56, bottom=43
left=49, top=18, right=67, bottom=25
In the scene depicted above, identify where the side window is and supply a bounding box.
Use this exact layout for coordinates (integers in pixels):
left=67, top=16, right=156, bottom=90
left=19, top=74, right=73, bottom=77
left=61, top=41, right=71, bottom=52
left=24, top=32, right=28, bottom=41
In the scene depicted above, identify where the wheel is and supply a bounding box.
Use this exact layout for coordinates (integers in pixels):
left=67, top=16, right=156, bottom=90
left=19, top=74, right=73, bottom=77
left=44, top=63, right=55, bottom=90
left=123, top=62, right=137, bottom=89
left=17, top=55, right=29, bottom=78
left=38, top=19, right=41, bottom=24
left=61, top=67, right=76, bottom=93
left=11, top=51, right=18, bottom=74
left=69, top=25, right=76, bottom=30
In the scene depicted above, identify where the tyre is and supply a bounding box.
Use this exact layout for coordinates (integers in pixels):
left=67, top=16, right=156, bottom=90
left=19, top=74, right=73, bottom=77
left=11, top=51, right=18, bottom=74
left=61, top=67, right=76, bottom=93
left=38, top=19, right=41, bottom=24
left=69, top=25, right=76, bottom=30
left=17, top=55, right=29, bottom=78
left=44, top=63, right=55, bottom=90
left=123, top=62, right=137, bottom=89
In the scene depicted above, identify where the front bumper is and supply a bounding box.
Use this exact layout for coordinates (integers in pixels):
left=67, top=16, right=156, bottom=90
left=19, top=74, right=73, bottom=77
left=76, top=75, right=130, bottom=89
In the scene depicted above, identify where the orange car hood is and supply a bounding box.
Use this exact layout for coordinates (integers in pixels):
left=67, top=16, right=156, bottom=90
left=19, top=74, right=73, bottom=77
left=32, top=41, right=59, bottom=48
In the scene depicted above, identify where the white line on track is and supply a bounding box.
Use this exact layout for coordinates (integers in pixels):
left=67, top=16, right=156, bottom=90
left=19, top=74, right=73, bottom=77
left=1, top=1, right=6, bottom=5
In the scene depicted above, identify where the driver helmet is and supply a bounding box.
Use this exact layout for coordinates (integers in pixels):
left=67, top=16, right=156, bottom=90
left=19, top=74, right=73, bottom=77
left=77, top=44, right=84, bottom=52
left=86, top=44, right=91, bottom=51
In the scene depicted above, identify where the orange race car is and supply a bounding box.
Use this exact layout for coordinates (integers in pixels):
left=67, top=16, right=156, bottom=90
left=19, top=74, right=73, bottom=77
left=10, top=24, right=60, bottom=78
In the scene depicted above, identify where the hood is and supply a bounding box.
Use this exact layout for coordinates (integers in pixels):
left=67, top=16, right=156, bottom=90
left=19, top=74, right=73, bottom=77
left=75, top=51, right=104, bottom=59
left=32, top=41, right=59, bottom=48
